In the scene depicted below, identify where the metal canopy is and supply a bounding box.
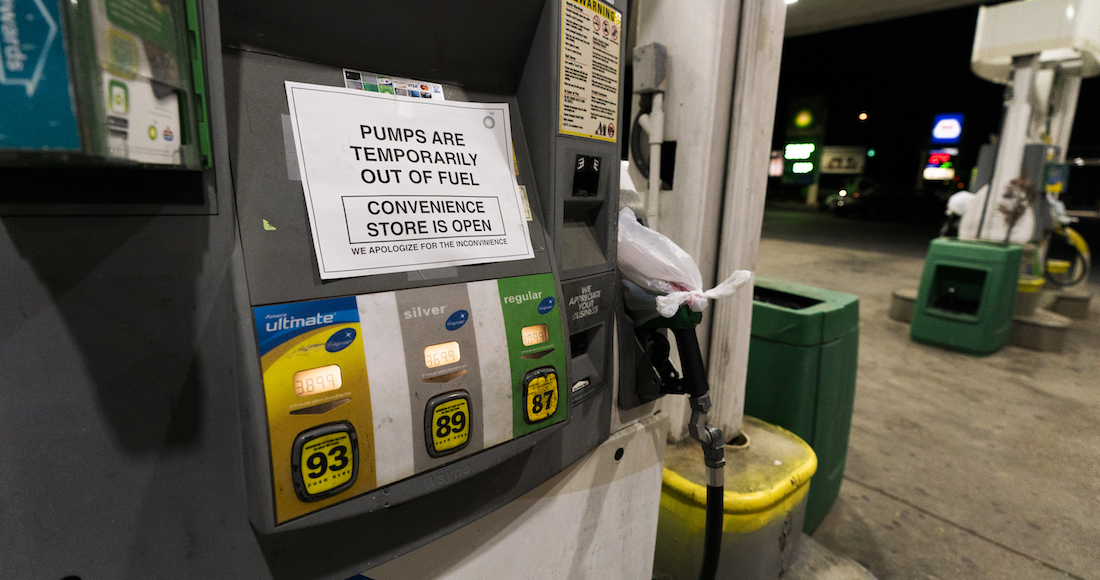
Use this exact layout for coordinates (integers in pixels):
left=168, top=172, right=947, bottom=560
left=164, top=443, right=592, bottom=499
left=784, top=0, right=984, bottom=37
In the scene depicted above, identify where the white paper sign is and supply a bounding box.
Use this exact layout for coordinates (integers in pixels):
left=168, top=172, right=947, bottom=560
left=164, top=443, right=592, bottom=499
left=285, top=82, right=535, bottom=279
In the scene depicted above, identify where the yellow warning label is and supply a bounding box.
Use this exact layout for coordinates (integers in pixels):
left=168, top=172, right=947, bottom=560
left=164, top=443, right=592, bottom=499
left=431, top=398, right=471, bottom=453
left=559, top=0, right=621, bottom=142
left=525, top=373, right=558, bottom=423
left=300, top=432, right=355, bottom=495
left=569, top=0, right=621, bottom=24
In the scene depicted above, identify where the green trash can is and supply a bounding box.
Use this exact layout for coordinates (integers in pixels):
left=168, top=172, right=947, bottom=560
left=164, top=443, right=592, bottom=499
left=743, top=278, right=859, bottom=534
left=910, top=238, right=1021, bottom=355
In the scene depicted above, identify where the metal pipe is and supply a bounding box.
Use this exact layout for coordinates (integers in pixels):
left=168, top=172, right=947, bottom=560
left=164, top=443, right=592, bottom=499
left=647, top=92, right=665, bottom=230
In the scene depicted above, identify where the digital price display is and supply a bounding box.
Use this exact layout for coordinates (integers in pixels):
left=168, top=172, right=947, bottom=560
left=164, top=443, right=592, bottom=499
left=293, top=365, right=343, bottom=397
left=424, top=391, right=472, bottom=457
left=424, top=341, right=461, bottom=368
left=521, top=323, right=550, bottom=346
left=291, top=422, right=358, bottom=502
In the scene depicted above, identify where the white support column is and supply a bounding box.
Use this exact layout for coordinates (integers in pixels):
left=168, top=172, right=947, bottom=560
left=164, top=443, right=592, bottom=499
left=634, top=0, right=743, bottom=440
left=706, top=0, right=787, bottom=439
left=979, top=54, right=1039, bottom=240
left=1048, top=68, right=1082, bottom=164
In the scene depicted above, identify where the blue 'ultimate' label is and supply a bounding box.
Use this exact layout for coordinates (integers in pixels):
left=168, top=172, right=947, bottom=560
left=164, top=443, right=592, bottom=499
left=253, top=296, right=359, bottom=356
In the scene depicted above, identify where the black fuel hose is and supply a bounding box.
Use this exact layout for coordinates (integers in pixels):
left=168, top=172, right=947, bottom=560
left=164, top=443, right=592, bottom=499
left=700, top=484, right=724, bottom=580
left=670, top=327, right=724, bottom=580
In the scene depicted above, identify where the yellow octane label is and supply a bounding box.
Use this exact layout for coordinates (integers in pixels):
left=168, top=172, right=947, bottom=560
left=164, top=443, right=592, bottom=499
left=300, top=432, right=354, bottom=495
left=431, top=398, right=471, bottom=453
left=526, top=374, right=558, bottom=422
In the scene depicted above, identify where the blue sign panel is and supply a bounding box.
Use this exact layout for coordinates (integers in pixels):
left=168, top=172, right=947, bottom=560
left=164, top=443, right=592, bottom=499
left=930, top=113, right=964, bottom=145
left=253, top=297, right=360, bottom=356
left=0, top=0, right=80, bottom=151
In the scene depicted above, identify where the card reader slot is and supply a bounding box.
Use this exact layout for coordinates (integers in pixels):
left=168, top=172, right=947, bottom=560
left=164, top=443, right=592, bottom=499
left=288, top=397, right=351, bottom=415
left=520, top=348, right=554, bottom=360
left=422, top=369, right=468, bottom=383
left=563, top=204, right=607, bottom=270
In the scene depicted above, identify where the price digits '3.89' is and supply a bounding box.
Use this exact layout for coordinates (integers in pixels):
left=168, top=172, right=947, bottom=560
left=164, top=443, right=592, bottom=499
left=293, top=364, right=343, bottom=397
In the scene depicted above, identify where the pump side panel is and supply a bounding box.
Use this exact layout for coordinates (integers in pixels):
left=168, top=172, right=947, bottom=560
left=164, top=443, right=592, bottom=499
left=0, top=2, right=271, bottom=577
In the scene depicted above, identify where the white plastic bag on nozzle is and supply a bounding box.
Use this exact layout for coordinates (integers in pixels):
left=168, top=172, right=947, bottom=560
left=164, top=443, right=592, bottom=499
left=617, top=208, right=753, bottom=318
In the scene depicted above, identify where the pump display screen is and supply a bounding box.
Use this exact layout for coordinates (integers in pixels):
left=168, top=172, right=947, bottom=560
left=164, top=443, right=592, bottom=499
left=521, top=324, right=550, bottom=346
left=293, top=365, right=343, bottom=397
left=424, top=341, right=461, bottom=368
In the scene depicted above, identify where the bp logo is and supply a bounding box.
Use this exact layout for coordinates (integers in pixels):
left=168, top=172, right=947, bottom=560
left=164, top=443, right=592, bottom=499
left=0, top=0, right=60, bottom=98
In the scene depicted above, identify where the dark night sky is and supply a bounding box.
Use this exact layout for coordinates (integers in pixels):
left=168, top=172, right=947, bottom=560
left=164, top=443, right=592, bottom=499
left=772, top=4, right=1100, bottom=196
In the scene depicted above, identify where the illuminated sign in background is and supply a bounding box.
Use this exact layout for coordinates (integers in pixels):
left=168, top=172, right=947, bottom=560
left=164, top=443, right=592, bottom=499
left=782, top=96, right=827, bottom=186
left=769, top=151, right=784, bottom=177
left=820, top=146, right=867, bottom=175
left=923, top=147, right=958, bottom=180
left=793, top=109, right=814, bottom=129
left=930, top=113, right=964, bottom=145
left=785, top=143, right=816, bottom=160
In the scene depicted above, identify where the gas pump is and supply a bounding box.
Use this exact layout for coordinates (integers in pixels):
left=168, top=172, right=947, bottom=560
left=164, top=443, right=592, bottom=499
left=1, top=0, right=630, bottom=577
left=221, top=0, right=628, bottom=572
left=0, top=0, right=791, bottom=577
left=960, top=0, right=1100, bottom=245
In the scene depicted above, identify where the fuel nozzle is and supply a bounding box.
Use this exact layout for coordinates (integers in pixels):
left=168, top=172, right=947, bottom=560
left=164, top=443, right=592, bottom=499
left=622, top=280, right=725, bottom=484
left=688, top=393, right=725, bottom=488
left=621, top=288, right=725, bottom=580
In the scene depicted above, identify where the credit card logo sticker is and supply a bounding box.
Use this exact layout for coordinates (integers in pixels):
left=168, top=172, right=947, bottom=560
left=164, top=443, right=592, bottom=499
left=445, top=309, right=469, bottom=331
left=325, top=328, right=357, bottom=352
left=537, top=297, right=555, bottom=314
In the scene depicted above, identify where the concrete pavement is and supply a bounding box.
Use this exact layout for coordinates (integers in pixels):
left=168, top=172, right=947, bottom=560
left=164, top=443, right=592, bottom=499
left=753, top=209, right=1100, bottom=580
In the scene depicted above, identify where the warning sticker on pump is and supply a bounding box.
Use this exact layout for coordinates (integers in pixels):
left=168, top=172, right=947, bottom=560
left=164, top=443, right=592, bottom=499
left=559, top=0, right=621, bottom=142
left=285, top=82, right=535, bottom=279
